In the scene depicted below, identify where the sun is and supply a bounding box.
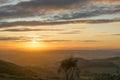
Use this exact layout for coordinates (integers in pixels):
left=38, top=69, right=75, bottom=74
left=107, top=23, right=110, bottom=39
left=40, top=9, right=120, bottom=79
left=16, top=35, right=51, bottom=50
left=28, top=40, right=40, bottom=47
left=24, top=40, right=44, bottom=50
left=28, top=40, right=42, bottom=47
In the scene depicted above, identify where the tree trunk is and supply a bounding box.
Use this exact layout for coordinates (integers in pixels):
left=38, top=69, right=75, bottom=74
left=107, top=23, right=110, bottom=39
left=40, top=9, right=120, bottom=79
left=70, top=68, right=74, bottom=80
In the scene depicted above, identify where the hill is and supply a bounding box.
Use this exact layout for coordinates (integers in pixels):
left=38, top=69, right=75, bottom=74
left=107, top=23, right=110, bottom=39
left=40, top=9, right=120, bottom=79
left=0, top=60, right=42, bottom=80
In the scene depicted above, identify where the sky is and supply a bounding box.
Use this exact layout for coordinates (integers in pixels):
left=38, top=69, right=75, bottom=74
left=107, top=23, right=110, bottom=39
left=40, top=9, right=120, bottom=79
left=0, top=0, right=120, bottom=50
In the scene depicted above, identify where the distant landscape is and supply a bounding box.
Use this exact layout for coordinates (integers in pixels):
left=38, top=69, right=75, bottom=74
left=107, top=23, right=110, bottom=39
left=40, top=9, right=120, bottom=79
left=0, top=49, right=120, bottom=80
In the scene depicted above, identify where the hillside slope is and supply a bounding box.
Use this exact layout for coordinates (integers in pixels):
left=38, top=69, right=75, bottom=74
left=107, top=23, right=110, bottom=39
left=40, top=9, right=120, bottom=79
left=0, top=60, right=37, bottom=78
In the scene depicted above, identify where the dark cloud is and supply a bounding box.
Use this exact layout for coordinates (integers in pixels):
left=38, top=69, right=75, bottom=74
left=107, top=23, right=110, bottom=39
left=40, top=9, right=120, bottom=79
left=38, top=38, right=101, bottom=43
left=16, top=0, right=88, bottom=10
left=0, top=7, right=32, bottom=19
left=59, top=31, right=81, bottom=34
left=0, top=0, right=119, bottom=27
left=0, top=36, right=101, bottom=43
left=0, top=36, right=30, bottom=42
left=0, top=19, right=119, bottom=28
left=0, top=36, right=33, bottom=42
left=81, top=40, right=100, bottom=43
left=0, top=0, right=119, bottom=19
left=42, top=40, right=72, bottom=43
left=14, top=0, right=120, bottom=12
left=0, top=28, right=63, bottom=32
left=0, top=36, right=74, bottom=42
left=54, top=6, right=120, bottom=20
left=0, top=37, right=20, bottom=41
left=0, top=0, right=6, bottom=3
left=111, top=34, right=120, bottom=36
left=0, top=0, right=88, bottom=19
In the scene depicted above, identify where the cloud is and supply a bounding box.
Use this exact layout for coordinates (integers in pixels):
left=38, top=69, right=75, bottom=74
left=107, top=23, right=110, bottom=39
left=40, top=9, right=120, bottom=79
left=14, top=0, right=120, bottom=12
left=0, top=36, right=101, bottom=43
left=0, top=7, right=32, bottom=19
left=42, top=40, right=72, bottom=43
left=0, top=19, right=119, bottom=28
left=0, top=36, right=74, bottom=42
left=42, top=39, right=100, bottom=43
left=0, top=28, right=63, bottom=32
left=0, top=0, right=88, bottom=19
left=0, top=0, right=119, bottom=27
left=0, top=36, right=30, bottom=42
left=16, top=0, right=88, bottom=11
left=59, top=31, right=81, bottom=34
left=111, top=34, right=120, bottom=36
left=0, top=36, right=35, bottom=42
left=0, top=0, right=6, bottom=3
left=80, top=40, right=100, bottom=43
left=0, top=37, right=20, bottom=41
left=0, top=2, right=119, bottom=19
left=53, top=6, right=120, bottom=20
left=58, top=27, right=88, bottom=34
left=0, top=0, right=31, bottom=7
left=0, top=0, right=88, bottom=21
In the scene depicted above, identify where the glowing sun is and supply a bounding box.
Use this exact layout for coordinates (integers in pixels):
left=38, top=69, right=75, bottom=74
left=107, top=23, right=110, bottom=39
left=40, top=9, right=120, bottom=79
left=28, top=40, right=40, bottom=47
left=24, top=40, right=44, bottom=50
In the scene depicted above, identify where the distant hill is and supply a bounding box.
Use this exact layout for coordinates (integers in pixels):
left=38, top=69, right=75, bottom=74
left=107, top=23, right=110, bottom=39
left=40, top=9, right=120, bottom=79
left=105, top=57, right=120, bottom=60
left=76, top=57, right=120, bottom=74
left=0, top=60, right=38, bottom=78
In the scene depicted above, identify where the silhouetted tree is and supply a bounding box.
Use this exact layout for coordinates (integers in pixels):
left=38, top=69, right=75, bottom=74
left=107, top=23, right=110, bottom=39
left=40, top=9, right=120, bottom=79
left=58, top=56, right=80, bottom=80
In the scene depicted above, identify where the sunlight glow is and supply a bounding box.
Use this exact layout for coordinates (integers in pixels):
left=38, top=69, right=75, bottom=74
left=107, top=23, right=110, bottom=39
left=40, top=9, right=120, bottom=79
left=25, top=40, right=43, bottom=50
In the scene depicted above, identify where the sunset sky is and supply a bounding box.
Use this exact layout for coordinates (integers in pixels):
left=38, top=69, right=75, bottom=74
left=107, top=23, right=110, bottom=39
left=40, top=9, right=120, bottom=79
left=0, top=0, right=120, bottom=50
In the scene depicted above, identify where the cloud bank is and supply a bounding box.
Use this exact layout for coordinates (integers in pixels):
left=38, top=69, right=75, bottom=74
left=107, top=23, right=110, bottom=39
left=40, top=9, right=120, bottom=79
left=0, top=0, right=120, bottom=28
